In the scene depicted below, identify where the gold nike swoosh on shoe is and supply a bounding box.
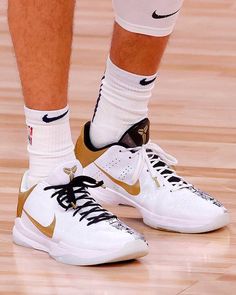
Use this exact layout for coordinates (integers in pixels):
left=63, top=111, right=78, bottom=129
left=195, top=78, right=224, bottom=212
left=95, top=163, right=140, bottom=196
left=23, top=210, right=56, bottom=238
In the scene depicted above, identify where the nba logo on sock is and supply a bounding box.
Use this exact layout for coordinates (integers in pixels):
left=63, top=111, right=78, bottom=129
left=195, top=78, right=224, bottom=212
left=27, top=125, right=33, bottom=145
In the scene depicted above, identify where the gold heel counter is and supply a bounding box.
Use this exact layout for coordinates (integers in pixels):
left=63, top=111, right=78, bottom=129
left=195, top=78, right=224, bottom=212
left=75, top=126, right=107, bottom=168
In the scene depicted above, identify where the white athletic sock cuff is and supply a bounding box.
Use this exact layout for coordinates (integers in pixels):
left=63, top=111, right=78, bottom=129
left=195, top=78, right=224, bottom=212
left=24, top=105, right=70, bottom=126
left=106, top=57, right=157, bottom=90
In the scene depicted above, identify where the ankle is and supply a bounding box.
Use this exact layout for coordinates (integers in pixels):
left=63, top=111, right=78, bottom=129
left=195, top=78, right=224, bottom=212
left=90, top=57, right=156, bottom=148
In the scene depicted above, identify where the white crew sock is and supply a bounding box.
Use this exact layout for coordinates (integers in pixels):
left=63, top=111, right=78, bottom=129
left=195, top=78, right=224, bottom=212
left=90, top=57, right=157, bottom=148
left=24, top=105, right=75, bottom=187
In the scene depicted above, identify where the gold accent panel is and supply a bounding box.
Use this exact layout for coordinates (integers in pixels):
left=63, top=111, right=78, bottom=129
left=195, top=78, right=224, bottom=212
left=17, top=185, right=36, bottom=218
left=23, top=210, right=56, bottom=239
left=95, top=163, right=141, bottom=196
left=153, top=177, right=161, bottom=188
left=75, top=126, right=108, bottom=168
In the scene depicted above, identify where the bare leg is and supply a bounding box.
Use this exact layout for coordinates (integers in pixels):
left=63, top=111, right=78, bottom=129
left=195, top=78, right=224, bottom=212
left=110, top=23, right=169, bottom=76
left=8, top=1, right=76, bottom=186
left=8, top=0, right=75, bottom=110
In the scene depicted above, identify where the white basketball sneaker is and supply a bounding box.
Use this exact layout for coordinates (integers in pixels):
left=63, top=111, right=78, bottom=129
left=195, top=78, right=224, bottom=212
left=13, top=160, right=148, bottom=265
left=75, top=119, right=229, bottom=234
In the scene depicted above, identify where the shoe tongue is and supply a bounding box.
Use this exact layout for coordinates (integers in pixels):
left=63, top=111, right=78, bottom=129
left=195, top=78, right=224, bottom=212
left=119, top=118, right=150, bottom=148
left=46, top=160, right=83, bottom=186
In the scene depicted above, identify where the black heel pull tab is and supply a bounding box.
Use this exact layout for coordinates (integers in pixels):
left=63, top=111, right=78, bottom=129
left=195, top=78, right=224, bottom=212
left=119, top=118, right=150, bottom=148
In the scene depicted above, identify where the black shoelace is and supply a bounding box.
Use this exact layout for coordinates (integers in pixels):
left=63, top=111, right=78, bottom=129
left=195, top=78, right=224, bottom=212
left=44, top=176, right=116, bottom=226
left=146, top=149, right=189, bottom=187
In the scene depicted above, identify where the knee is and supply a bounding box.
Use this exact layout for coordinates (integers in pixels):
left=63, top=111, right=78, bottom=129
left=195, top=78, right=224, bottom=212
left=112, top=0, right=184, bottom=37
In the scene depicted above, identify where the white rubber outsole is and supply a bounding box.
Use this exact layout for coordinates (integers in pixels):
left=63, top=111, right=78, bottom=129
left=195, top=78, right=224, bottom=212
left=13, top=218, right=149, bottom=266
left=92, top=187, right=230, bottom=234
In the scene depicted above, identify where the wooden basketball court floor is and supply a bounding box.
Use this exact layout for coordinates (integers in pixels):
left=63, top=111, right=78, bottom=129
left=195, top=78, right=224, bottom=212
left=0, top=1, right=236, bottom=294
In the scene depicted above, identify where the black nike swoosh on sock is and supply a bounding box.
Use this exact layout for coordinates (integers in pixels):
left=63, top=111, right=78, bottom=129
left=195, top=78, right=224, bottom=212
left=42, top=110, right=69, bottom=123
left=152, top=9, right=180, bottom=19
left=140, top=77, right=157, bottom=86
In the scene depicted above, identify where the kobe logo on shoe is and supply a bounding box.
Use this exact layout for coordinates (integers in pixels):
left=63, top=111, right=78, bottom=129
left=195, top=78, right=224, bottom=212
left=138, top=126, right=148, bottom=144
left=64, top=165, right=77, bottom=181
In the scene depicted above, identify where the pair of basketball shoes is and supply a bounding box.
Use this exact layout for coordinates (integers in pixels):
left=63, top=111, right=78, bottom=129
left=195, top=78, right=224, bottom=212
left=13, top=118, right=229, bottom=265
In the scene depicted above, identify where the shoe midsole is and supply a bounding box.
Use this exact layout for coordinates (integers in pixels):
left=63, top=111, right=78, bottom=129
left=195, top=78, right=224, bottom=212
left=13, top=218, right=148, bottom=264
left=92, top=187, right=229, bottom=231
